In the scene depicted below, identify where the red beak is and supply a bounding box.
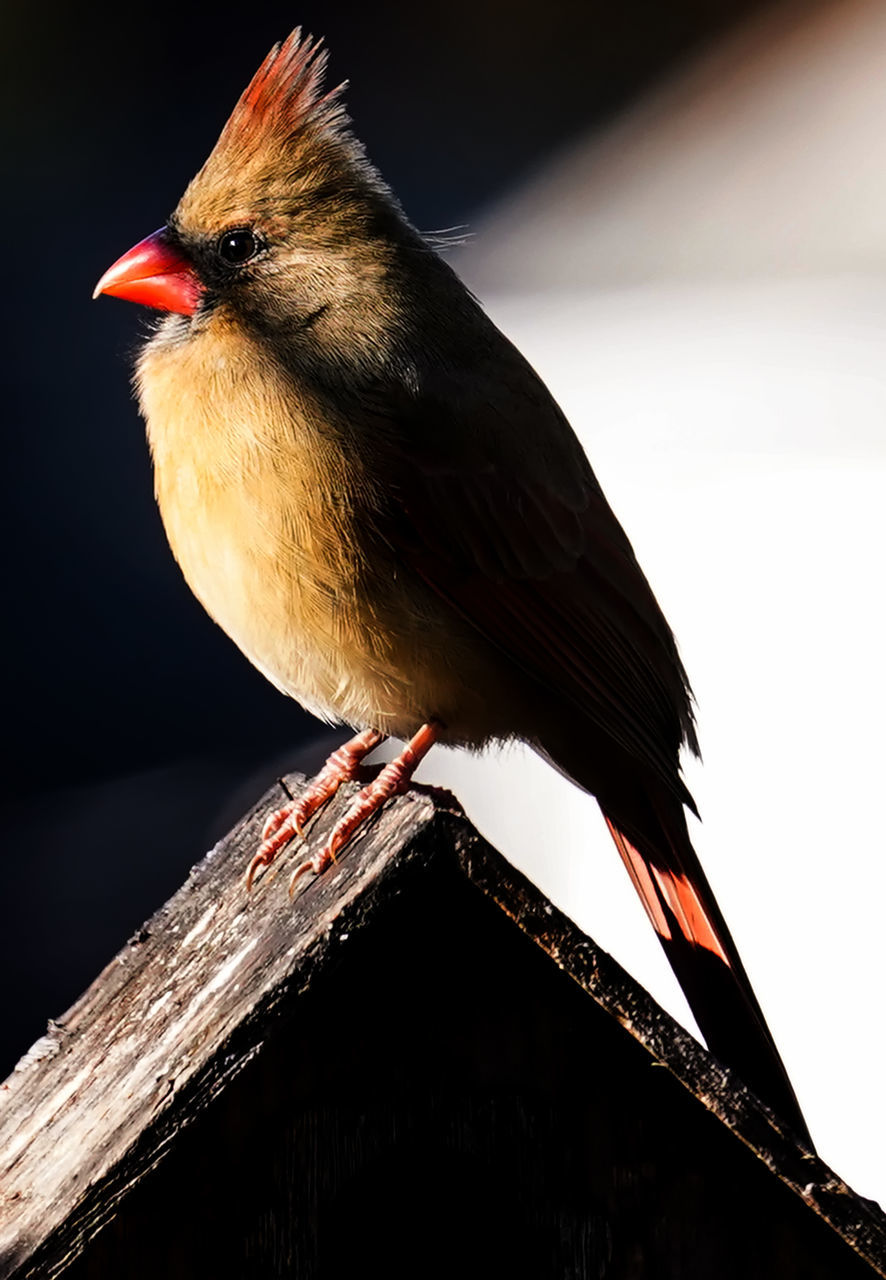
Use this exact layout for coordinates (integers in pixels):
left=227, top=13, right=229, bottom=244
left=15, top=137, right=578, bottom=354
left=93, top=228, right=203, bottom=316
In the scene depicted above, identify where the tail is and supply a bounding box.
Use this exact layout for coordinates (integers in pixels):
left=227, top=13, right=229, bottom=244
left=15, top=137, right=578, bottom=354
left=599, top=789, right=813, bottom=1148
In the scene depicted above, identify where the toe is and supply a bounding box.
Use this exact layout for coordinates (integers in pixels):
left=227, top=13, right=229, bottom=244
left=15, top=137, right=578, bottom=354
left=261, top=803, right=294, bottom=841
left=245, top=819, right=299, bottom=890
left=288, top=850, right=333, bottom=897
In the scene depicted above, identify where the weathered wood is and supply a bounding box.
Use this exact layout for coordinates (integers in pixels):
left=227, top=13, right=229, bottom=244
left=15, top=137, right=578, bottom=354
left=0, top=778, right=450, bottom=1277
left=0, top=773, right=884, bottom=1277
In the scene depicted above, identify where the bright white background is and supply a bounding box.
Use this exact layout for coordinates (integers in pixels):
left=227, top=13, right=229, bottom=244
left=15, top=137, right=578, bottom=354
left=382, top=0, right=886, bottom=1205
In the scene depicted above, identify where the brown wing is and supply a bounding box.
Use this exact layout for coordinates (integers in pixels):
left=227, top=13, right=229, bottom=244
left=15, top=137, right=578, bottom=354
left=338, top=343, right=814, bottom=1145
left=351, top=344, right=698, bottom=803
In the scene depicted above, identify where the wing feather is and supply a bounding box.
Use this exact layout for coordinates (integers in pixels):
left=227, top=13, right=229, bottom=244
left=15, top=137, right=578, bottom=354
left=349, top=346, right=697, bottom=799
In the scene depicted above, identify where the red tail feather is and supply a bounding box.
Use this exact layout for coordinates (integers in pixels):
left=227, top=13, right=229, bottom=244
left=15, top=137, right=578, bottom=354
left=600, top=804, right=812, bottom=1147
left=604, top=817, right=731, bottom=965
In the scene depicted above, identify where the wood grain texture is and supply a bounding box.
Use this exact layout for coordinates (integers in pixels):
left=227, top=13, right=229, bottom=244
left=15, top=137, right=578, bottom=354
left=0, top=776, right=452, bottom=1278
left=0, top=771, right=884, bottom=1277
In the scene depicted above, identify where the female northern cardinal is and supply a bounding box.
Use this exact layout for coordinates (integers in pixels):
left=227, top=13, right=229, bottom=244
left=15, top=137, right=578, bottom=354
left=95, top=30, right=811, bottom=1144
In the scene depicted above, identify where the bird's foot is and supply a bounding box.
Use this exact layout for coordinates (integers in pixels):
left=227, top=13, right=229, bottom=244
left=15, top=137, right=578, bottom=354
left=287, top=721, right=441, bottom=896
left=245, top=728, right=385, bottom=890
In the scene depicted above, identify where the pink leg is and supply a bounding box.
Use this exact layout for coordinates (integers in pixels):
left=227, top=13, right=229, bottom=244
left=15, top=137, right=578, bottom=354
left=288, top=721, right=441, bottom=896
left=245, top=728, right=385, bottom=890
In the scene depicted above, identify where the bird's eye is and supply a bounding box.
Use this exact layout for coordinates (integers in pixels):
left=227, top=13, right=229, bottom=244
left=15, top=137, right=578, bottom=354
left=217, top=229, right=260, bottom=265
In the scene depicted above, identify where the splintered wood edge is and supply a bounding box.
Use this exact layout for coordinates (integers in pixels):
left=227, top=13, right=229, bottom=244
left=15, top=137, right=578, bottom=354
left=455, top=838, right=886, bottom=1278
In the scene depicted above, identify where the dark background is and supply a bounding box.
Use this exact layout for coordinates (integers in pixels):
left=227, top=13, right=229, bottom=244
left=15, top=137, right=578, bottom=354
left=1, top=0, right=771, bottom=1075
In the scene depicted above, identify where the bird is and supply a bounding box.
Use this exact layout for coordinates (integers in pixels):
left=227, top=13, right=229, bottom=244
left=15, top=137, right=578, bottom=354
left=94, top=29, right=812, bottom=1146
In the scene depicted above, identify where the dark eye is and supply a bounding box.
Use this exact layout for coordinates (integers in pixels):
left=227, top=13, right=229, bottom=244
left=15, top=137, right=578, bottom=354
left=217, top=229, right=260, bottom=265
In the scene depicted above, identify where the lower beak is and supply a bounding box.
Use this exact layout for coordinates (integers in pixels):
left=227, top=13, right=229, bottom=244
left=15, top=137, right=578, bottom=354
left=93, top=228, right=203, bottom=316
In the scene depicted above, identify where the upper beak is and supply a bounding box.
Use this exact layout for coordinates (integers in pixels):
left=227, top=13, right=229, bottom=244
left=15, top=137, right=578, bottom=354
left=93, top=227, right=203, bottom=316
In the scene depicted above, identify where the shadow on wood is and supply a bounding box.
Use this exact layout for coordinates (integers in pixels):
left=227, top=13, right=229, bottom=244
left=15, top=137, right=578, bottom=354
left=1, top=773, right=884, bottom=1278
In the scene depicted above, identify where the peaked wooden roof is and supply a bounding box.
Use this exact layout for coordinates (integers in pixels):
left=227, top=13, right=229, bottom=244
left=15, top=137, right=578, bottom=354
left=1, top=774, right=884, bottom=1277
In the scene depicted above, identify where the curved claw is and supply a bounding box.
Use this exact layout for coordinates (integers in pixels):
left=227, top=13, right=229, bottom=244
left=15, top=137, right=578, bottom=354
left=261, top=803, right=310, bottom=846
left=245, top=817, right=300, bottom=891
left=325, top=821, right=355, bottom=862
left=288, top=849, right=334, bottom=898
left=245, top=849, right=272, bottom=892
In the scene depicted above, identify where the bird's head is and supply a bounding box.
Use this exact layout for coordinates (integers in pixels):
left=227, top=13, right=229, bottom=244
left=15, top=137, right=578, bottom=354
left=94, top=30, right=404, bottom=341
